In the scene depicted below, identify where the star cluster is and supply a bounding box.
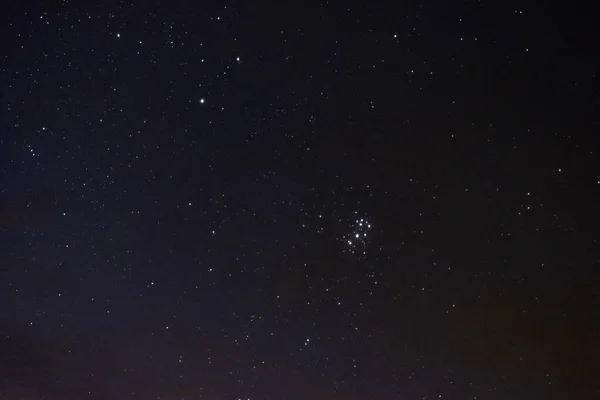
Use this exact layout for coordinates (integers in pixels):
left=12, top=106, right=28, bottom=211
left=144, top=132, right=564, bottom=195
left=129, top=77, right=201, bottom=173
left=343, top=217, right=372, bottom=254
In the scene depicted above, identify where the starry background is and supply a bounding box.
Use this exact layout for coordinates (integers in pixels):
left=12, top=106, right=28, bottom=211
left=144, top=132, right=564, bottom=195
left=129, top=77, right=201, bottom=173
left=1, top=0, right=599, bottom=399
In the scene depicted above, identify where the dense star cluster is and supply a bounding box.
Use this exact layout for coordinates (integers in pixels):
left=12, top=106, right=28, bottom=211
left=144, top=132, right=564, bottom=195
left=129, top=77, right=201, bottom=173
left=1, top=0, right=599, bottom=399
left=343, top=217, right=372, bottom=254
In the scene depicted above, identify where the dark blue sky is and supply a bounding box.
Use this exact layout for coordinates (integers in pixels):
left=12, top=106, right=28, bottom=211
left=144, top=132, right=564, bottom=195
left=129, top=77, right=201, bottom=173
left=1, top=0, right=599, bottom=398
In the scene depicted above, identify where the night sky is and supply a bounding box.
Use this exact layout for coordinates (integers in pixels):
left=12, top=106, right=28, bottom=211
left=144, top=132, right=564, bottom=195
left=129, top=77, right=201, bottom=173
left=1, top=0, right=599, bottom=399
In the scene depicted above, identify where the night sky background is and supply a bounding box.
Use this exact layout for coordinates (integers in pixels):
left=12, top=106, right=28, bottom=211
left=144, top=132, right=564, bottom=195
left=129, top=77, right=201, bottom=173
left=1, top=0, right=599, bottom=399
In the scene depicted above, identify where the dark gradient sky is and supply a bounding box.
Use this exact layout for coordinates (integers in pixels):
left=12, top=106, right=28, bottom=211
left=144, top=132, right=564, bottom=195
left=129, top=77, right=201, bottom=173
left=1, top=0, right=599, bottom=399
